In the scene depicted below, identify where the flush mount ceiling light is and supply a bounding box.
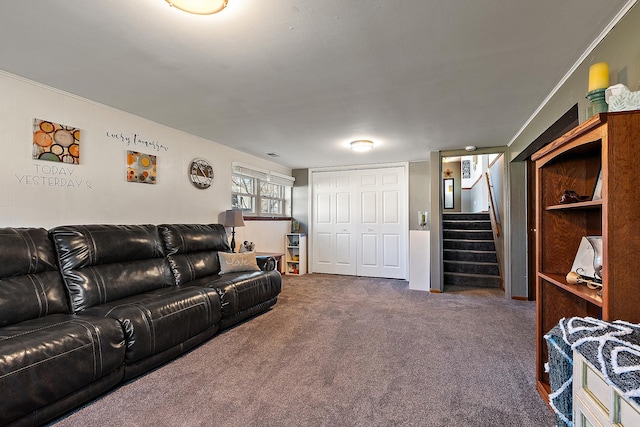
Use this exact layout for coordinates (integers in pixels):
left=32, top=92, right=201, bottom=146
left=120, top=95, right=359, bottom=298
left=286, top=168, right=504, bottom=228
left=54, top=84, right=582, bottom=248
left=166, top=0, right=228, bottom=15
left=350, top=140, right=374, bottom=152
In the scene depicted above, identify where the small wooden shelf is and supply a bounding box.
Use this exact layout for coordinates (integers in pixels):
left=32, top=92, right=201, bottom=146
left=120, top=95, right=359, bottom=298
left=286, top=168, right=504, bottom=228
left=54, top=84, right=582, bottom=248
left=545, top=200, right=602, bottom=211
left=538, top=272, right=603, bottom=307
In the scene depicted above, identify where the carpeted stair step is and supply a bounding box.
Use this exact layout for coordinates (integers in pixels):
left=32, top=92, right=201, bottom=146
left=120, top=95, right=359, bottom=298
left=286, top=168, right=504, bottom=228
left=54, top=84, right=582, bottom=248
left=442, top=220, right=492, bottom=231
left=443, top=272, right=502, bottom=288
left=443, top=239, right=496, bottom=251
left=442, top=212, right=491, bottom=221
left=443, top=229, right=493, bottom=240
left=444, top=260, right=500, bottom=276
left=443, top=249, right=498, bottom=263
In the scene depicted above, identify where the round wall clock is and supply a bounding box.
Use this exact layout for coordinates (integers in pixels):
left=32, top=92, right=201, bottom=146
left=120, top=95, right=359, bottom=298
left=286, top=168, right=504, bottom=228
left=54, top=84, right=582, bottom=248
left=189, top=158, right=214, bottom=189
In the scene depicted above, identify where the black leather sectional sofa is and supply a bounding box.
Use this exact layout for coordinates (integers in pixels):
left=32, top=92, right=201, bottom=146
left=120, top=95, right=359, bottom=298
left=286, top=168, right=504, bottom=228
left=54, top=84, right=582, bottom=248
left=0, top=223, right=282, bottom=426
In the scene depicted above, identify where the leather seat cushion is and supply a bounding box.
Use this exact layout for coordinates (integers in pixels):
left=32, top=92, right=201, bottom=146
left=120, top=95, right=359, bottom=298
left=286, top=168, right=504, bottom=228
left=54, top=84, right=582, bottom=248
left=191, top=270, right=282, bottom=318
left=0, top=313, right=125, bottom=426
left=81, top=286, right=221, bottom=364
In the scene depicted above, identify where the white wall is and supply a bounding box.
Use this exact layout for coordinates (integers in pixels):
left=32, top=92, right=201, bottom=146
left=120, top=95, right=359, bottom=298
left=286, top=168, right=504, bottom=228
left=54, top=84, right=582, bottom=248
left=460, top=155, right=482, bottom=189
left=233, top=221, right=292, bottom=254
left=0, top=71, right=291, bottom=251
left=460, top=155, right=489, bottom=212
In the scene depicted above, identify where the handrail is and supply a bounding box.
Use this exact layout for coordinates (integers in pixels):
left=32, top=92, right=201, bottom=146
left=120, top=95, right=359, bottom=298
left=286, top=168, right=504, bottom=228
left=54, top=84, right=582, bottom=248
left=485, top=172, right=501, bottom=237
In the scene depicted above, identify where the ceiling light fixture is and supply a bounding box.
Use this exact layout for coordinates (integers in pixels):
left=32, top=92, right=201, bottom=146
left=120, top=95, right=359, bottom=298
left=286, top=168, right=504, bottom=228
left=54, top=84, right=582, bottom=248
left=465, top=145, right=477, bottom=152
left=166, top=0, right=228, bottom=15
left=350, top=140, right=374, bottom=152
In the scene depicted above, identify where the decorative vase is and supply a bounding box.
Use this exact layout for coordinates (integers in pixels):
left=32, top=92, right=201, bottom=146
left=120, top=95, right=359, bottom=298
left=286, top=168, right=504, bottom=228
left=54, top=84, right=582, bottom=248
left=418, top=211, right=427, bottom=229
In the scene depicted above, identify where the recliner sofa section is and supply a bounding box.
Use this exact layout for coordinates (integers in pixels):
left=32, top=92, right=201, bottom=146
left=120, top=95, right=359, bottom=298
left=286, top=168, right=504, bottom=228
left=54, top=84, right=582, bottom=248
left=0, top=228, right=125, bottom=427
left=158, top=223, right=282, bottom=329
left=49, top=224, right=222, bottom=380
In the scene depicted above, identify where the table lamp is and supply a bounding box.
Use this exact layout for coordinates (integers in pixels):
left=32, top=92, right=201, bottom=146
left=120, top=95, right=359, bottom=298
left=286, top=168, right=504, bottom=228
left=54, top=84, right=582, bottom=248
left=224, top=209, right=245, bottom=252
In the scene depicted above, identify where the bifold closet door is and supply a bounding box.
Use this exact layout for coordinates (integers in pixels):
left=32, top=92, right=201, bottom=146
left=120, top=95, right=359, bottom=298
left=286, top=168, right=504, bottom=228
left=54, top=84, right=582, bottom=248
left=356, top=167, right=406, bottom=279
left=312, top=167, right=407, bottom=279
left=312, top=171, right=357, bottom=275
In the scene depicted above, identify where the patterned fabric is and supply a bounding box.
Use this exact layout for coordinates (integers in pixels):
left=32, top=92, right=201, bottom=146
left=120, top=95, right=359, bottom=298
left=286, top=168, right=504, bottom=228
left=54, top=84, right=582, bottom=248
left=545, top=317, right=640, bottom=427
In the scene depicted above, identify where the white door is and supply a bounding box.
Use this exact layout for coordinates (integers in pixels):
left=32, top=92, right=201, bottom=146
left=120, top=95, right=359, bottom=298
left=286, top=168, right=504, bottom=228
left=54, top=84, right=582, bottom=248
left=312, top=171, right=357, bottom=275
left=312, top=166, right=407, bottom=279
left=357, top=167, right=406, bottom=279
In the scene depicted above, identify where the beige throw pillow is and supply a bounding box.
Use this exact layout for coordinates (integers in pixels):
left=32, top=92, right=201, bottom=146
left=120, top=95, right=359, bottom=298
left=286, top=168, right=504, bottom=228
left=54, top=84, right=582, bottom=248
left=218, top=251, right=260, bottom=275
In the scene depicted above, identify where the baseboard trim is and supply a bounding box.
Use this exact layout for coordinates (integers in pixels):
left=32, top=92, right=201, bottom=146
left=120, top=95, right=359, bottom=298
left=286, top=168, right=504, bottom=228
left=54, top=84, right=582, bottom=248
left=511, top=296, right=528, bottom=301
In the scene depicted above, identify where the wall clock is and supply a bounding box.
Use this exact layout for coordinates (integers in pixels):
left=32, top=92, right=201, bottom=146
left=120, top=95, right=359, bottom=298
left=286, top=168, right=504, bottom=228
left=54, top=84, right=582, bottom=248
left=189, top=158, right=214, bottom=189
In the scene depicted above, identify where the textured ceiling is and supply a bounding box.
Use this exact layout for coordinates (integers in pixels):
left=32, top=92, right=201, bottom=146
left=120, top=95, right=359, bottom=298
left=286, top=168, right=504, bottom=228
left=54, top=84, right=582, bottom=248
left=0, top=0, right=632, bottom=168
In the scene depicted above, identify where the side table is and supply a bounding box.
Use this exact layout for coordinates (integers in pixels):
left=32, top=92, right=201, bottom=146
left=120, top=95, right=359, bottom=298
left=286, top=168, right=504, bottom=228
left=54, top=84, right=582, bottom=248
left=255, top=252, right=284, bottom=274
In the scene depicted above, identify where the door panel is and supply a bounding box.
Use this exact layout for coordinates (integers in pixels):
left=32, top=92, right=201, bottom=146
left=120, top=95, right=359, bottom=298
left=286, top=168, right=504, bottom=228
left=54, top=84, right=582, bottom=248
left=361, top=191, right=377, bottom=223
left=335, top=233, right=353, bottom=265
left=382, top=172, right=399, bottom=185
left=315, top=232, right=332, bottom=264
left=336, top=192, right=351, bottom=223
left=383, top=191, right=399, bottom=224
left=383, top=234, right=400, bottom=267
left=316, top=193, right=331, bottom=223
left=361, top=234, right=378, bottom=266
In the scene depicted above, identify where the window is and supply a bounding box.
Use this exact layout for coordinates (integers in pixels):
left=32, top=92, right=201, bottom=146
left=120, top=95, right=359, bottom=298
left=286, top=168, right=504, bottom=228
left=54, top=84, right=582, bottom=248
left=231, top=163, right=294, bottom=217
left=232, top=174, right=256, bottom=212
left=259, top=181, right=284, bottom=215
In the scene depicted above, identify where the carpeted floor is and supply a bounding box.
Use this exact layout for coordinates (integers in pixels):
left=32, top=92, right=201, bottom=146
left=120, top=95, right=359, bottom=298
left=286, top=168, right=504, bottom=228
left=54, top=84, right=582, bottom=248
left=52, top=274, right=555, bottom=427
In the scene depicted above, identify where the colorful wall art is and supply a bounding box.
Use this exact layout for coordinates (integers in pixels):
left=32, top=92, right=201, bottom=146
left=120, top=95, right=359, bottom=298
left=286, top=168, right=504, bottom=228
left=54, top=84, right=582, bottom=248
left=127, top=150, right=157, bottom=184
left=33, top=119, right=81, bottom=164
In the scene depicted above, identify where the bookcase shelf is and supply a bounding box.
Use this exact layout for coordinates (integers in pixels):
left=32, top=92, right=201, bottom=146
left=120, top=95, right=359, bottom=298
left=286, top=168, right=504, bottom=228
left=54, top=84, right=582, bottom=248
left=545, top=200, right=602, bottom=211
left=284, top=233, right=306, bottom=275
left=537, top=272, right=603, bottom=307
left=532, top=110, right=640, bottom=404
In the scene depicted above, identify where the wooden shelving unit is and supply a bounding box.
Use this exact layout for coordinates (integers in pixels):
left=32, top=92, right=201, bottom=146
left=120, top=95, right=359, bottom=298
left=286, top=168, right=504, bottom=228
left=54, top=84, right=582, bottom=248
left=284, top=233, right=306, bottom=275
left=532, top=111, right=640, bottom=403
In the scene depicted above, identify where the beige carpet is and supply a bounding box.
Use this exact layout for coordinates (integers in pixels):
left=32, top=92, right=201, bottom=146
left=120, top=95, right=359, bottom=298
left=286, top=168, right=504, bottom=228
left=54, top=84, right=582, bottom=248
left=52, top=274, right=555, bottom=427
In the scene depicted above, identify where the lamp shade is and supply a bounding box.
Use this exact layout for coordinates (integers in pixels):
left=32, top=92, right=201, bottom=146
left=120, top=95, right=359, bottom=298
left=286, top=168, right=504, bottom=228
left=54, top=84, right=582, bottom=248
left=224, top=209, right=245, bottom=228
left=166, top=0, right=228, bottom=15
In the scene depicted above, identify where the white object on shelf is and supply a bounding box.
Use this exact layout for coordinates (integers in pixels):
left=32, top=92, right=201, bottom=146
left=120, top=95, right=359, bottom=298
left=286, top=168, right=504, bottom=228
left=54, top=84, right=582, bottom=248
left=573, top=351, right=640, bottom=427
left=606, top=84, right=640, bottom=112
left=409, top=230, right=430, bottom=291
left=284, top=233, right=307, bottom=275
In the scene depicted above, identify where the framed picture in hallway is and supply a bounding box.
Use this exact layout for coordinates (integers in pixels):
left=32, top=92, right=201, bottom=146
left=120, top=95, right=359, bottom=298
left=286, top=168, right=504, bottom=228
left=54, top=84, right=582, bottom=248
left=444, top=178, right=454, bottom=209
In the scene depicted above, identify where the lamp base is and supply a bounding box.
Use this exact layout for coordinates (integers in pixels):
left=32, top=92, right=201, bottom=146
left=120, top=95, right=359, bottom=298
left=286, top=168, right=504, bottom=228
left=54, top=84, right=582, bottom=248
left=230, top=228, right=236, bottom=253
left=586, top=88, right=608, bottom=119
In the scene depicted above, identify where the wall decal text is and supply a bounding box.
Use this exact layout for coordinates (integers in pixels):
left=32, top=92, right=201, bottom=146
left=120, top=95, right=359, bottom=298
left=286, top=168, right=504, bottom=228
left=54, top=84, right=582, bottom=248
left=106, top=131, right=169, bottom=152
left=15, top=164, right=92, bottom=189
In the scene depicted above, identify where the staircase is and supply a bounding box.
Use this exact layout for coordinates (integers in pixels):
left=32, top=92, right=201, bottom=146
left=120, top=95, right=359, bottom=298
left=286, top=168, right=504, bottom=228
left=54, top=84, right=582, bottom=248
left=442, top=212, right=502, bottom=288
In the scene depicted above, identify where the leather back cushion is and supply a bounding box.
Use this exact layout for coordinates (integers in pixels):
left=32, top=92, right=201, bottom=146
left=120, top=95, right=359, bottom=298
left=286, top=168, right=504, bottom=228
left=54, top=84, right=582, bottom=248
left=158, top=224, right=230, bottom=285
left=50, top=224, right=173, bottom=312
left=0, top=228, right=69, bottom=327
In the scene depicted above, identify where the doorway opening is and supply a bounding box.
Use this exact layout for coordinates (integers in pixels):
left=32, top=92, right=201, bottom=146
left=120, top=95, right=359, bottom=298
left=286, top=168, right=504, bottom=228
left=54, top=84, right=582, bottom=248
left=439, top=149, right=506, bottom=294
